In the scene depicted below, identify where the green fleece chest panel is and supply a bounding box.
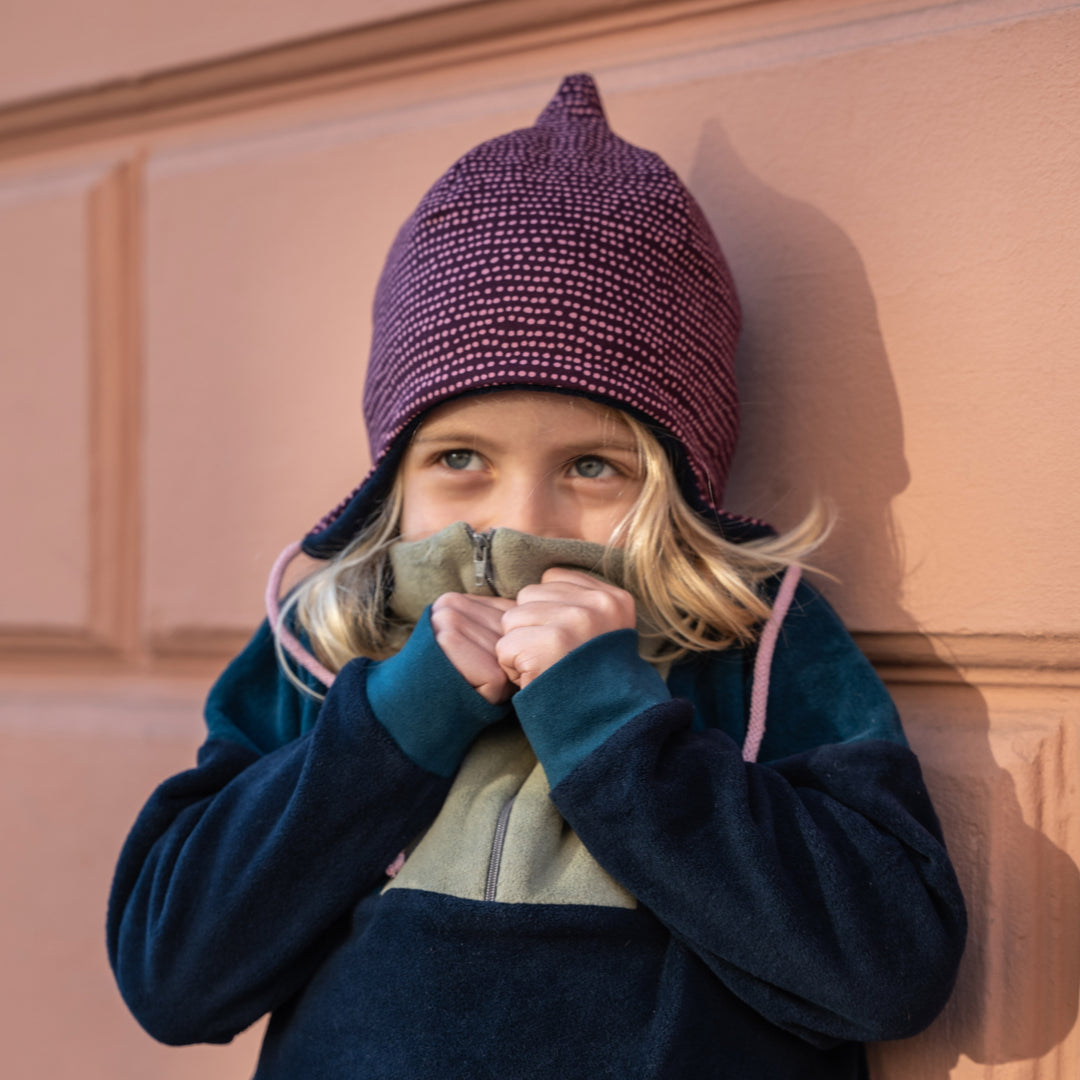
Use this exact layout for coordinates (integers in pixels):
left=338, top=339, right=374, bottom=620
left=382, top=722, right=636, bottom=909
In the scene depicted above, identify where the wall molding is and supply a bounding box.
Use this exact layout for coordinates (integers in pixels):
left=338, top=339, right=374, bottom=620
left=0, top=0, right=1065, bottom=162
left=0, top=0, right=736, bottom=158
left=3, top=629, right=1076, bottom=690
left=854, top=631, right=1080, bottom=687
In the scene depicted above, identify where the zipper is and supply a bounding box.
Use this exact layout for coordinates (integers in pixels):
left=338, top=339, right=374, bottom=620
left=465, top=524, right=495, bottom=590
left=484, top=795, right=516, bottom=902
left=466, top=522, right=510, bottom=902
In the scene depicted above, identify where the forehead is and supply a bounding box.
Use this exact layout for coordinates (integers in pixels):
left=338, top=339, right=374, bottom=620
left=415, top=390, right=632, bottom=439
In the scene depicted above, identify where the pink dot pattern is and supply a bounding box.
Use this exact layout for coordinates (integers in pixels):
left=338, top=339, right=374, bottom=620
left=307, top=74, right=743, bottom=551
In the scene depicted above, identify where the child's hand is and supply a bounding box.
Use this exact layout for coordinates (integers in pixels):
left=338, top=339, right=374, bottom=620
left=431, top=593, right=516, bottom=704
left=496, top=568, right=636, bottom=689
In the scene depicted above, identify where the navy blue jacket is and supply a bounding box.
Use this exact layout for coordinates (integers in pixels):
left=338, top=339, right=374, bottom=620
left=107, top=579, right=965, bottom=1078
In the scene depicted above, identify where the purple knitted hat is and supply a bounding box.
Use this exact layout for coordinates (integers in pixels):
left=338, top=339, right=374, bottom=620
left=303, top=73, right=752, bottom=558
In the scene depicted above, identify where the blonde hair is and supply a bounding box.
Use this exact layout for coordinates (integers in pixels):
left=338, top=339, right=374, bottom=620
left=611, top=413, right=829, bottom=660
left=277, top=406, right=829, bottom=691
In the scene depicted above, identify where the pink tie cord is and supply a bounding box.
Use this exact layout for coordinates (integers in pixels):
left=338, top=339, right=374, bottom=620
left=743, top=564, right=802, bottom=763
left=265, top=541, right=337, bottom=689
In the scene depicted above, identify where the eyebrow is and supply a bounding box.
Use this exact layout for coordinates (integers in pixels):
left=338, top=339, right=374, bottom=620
left=413, top=430, right=639, bottom=456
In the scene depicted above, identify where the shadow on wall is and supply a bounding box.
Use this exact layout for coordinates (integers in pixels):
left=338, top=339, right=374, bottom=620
left=688, top=119, right=1079, bottom=1073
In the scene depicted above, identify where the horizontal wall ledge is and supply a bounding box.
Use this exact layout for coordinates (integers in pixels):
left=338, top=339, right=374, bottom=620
left=3, top=629, right=1076, bottom=691
left=0, top=0, right=735, bottom=156
left=0, top=0, right=1057, bottom=160
left=146, top=628, right=1080, bottom=690
left=0, top=628, right=124, bottom=658
left=856, top=631, right=1080, bottom=687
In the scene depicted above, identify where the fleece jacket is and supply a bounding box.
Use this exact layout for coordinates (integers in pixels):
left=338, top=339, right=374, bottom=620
left=107, top=529, right=966, bottom=1079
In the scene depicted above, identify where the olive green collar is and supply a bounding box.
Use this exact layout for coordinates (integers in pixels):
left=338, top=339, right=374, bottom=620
left=388, top=522, right=626, bottom=623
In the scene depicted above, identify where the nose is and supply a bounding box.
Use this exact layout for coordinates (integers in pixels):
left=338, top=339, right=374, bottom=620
left=490, top=473, right=565, bottom=538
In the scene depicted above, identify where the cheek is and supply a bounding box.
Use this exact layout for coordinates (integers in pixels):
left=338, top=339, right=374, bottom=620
left=398, top=474, right=466, bottom=540
left=399, top=476, right=436, bottom=540
left=586, top=487, right=641, bottom=545
left=575, top=502, right=625, bottom=545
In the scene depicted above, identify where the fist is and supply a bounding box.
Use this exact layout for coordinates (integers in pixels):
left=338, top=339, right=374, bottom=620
left=496, top=568, right=636, bottom=689
left=430, top=592, right=516, bottom=704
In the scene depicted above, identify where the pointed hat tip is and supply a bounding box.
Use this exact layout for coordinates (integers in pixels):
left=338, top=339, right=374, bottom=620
left=536, top=73, right=608, bottom=126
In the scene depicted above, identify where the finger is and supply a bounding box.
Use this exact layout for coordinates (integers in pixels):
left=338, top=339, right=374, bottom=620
left=433, top=592, right=514, bottom=636
left=467, top=594, right=517, bottom=613
left=539, top=567, right=625, bottom=593
left=432, top=603, right=505, bottom=655
left=519, top=572, right=634, bottom=609
left=505, top=588, right=634, bottom=635
left=512, top=581, right=584, bottom=604
left=433, top=626, right=512, bottom=704
left=432, top=591, right=515, bottom=616
left=496, top=624, right=580, bottom=689
left=434, top=612, right=502, bottom=654
left=500, top=600, right=597, bottom=637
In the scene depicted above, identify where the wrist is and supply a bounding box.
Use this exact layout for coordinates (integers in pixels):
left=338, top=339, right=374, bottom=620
left=513, top=629, right=670, bottom=787
left=366, top=608, right=511, bottom=777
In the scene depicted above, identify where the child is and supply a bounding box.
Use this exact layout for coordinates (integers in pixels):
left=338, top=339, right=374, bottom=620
left=108, top=74, right=965, bottom=1078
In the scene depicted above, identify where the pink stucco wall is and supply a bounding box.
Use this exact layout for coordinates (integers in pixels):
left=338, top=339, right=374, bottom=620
left=0, top=0, right=460, bottom=107
left=2, top=1, right=1078, bottom=1076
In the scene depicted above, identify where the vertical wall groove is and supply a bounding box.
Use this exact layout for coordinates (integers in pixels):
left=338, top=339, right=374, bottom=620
left=87, top=158, right=143, bottom=658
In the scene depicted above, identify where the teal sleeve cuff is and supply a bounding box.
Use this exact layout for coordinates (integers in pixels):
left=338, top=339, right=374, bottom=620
left=365, top=607, right=510, bottom=778
left=513, top=629, right=671, bottom=788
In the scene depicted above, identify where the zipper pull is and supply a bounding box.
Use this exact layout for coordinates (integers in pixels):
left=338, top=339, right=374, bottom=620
left=467, top=526, right=494, bottom=590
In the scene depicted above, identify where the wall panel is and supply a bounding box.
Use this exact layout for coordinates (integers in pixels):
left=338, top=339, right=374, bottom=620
left=0, top=160, right=140, bottom=657
left=885, top=689, right=1080, bottom=1076
left=0, top=169, right=96, bottom=631
left=141, top=117, right=503, bottom=639
left=0, top=684, right=266, bottom=1079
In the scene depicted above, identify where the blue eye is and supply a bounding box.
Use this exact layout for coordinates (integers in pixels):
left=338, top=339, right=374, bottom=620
left=441, top=450, right=476, bottom=470
left=573, top=456, right=610, bottom=479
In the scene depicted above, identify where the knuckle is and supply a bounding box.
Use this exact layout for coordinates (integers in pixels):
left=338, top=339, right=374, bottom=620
left=434, top=626, right=464, bottom=649
left=598, top=586, right=634, bottom=623
left=593, top=591, right=618, bottom=615
left=565, top=606, right=592, bottom=635
left=433, top=591, right=466, bottom=614
left=431, top=607, right=462, bottom=631
left=494, top=634, right=520, bottom=666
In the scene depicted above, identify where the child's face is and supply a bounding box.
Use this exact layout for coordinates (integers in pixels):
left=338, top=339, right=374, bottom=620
left=399, top=391, right=644, bottom=545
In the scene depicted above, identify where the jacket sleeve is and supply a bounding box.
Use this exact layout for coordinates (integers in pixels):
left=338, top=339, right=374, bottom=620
left=511, top=582, right=967, bottom=1047
left=107, top=613, right=506, bottom=1046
